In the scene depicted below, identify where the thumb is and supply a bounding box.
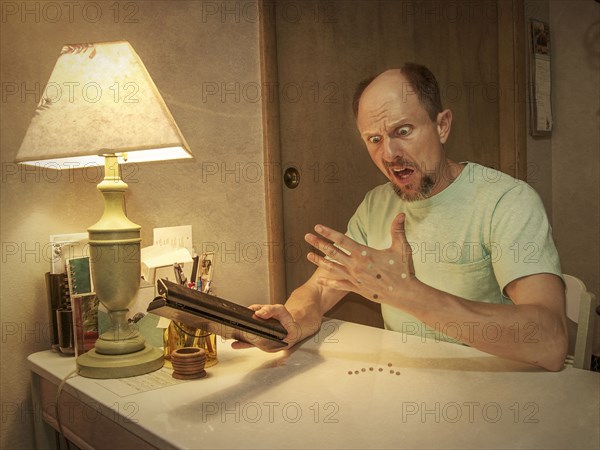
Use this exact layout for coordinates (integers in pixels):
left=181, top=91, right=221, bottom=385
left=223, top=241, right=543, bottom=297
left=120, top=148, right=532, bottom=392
left=390, top=212, right=409, bottom=251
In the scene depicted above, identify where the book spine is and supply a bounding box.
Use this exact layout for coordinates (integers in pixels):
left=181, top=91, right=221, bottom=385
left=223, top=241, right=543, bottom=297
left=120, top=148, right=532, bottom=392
left=45, top=272, right=70, bottom=347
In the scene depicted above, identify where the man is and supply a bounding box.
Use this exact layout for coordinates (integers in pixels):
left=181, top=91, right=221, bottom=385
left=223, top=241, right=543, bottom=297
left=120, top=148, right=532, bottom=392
left=234, top=63, right=567, bottom=371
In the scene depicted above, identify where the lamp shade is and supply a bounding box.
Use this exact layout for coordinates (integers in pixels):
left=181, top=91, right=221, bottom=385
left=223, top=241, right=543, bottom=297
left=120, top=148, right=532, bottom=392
left=15, top=41, right=192, bottom=168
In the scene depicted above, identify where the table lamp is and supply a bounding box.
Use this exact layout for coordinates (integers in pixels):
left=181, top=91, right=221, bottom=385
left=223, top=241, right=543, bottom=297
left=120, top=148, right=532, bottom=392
left=15, top=41, right=193, bottom=378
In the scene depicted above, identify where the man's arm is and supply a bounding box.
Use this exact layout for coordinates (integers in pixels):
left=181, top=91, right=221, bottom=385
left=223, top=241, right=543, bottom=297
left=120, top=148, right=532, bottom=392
left=400, top=273, right=568, bottom=371
left=305, top=213, right=568, bottom=371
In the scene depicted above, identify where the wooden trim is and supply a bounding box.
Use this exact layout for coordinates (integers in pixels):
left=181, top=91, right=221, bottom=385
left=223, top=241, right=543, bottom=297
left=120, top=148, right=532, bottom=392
left=259, top=0, right=287, bottom=304
left=498, top=0, right=527, bottom=180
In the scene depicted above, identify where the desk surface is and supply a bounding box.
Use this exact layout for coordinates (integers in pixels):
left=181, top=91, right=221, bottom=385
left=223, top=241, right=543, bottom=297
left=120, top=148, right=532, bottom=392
left=28, top=319, right=599, bottom=449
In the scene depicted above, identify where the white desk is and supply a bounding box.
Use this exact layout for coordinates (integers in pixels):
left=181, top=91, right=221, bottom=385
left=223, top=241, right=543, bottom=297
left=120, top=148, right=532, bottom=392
left=28, top=319, right=599, bottom=449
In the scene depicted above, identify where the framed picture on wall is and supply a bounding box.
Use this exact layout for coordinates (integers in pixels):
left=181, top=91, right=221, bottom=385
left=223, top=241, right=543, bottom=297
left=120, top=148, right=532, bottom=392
left=528, top=19, right=553, bottom=136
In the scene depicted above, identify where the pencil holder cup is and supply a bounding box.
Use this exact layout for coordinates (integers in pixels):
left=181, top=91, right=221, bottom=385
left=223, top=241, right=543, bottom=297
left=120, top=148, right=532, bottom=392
left=170, top=347, right=207, bottom=380
left=163, top=321, right=217, bottom=369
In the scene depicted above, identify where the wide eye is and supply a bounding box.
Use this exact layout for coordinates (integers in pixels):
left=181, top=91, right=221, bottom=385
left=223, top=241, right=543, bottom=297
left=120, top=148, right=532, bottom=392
left=396, top=125, right=412, bottom=137
left=368, top=135, right=382, bottom=144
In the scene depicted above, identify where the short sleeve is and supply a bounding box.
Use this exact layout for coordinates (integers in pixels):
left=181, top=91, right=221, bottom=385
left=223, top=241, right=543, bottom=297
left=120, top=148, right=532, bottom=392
left=346, top=193, right=370, bottom=246
left=489, top=182, right=563, bottom=294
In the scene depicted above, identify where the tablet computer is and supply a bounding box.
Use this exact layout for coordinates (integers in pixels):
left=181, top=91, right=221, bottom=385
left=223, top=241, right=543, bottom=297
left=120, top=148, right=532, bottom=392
left=147, top=279, right=288, bottom=350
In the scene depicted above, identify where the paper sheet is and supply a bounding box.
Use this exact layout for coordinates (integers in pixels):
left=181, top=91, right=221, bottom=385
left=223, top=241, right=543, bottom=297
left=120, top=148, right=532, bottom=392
left=94, top=367, right=185, bottom=397
left=153, top=225, right=193, bottom=255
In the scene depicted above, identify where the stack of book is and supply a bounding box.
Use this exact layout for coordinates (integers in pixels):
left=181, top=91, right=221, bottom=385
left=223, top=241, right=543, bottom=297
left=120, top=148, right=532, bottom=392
left=45, top=233, right=98, bottom=356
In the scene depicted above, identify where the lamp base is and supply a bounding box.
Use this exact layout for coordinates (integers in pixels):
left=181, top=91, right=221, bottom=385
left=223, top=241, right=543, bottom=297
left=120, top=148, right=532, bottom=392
left=76, top=345, right=164, bottom=379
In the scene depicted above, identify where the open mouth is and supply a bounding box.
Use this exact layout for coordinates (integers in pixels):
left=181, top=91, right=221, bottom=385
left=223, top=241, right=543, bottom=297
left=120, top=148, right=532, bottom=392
left=390, top=167, right=415, bottom=183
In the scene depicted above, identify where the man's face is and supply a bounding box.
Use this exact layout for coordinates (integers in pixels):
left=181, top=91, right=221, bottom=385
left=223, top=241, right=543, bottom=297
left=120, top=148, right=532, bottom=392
left=356, top=72, right=451, bottom=201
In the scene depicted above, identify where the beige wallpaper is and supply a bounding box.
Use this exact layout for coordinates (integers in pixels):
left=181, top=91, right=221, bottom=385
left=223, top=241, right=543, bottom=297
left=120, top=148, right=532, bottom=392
left=1, top=2, right=268, bottom=448
left=525, top=0, right=600, bottom=296
left=549, top=0, right=600, bottom=356
left=525, top=1, right=600, bottom=302
left=524, top=0, right=600, bottom=357
left=549, top=0, right=600, bottom=298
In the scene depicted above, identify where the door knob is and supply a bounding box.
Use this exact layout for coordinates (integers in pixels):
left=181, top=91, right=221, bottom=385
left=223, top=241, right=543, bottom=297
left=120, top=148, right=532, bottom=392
left=283, top=166, right=300, bottom=189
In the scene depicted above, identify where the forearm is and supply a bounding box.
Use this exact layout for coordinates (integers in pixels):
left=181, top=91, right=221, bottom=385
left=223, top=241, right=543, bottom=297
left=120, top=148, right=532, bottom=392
left=284, top=272, right=346, bottom=344
left=402, top=281, right=568, bottom=371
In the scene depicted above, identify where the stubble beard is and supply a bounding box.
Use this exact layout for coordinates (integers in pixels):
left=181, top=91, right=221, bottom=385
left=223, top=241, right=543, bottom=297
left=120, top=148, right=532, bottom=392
left=392, top=172, right=436, bottom=202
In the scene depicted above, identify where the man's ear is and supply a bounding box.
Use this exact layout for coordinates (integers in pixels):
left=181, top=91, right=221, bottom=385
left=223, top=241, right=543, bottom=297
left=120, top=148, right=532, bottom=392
left=436, top=109, right=452, bottom=144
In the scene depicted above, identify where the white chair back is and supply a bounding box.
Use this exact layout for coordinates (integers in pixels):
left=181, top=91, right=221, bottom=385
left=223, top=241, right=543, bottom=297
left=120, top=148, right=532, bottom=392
left=563, top=274, right=596, bottom=370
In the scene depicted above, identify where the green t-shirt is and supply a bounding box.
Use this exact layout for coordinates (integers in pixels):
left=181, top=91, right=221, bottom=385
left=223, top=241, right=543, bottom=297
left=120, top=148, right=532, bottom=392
left=346, top=162, right=562, bottom=342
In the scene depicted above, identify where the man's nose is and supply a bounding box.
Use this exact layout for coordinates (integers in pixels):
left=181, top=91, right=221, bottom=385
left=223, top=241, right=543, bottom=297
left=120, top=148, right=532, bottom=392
left=382, top=137, right=403, bottom=162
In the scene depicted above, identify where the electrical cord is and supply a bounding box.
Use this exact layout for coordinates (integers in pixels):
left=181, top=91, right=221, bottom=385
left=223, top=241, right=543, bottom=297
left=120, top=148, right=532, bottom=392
left=54, top=368, right=78, bottom=450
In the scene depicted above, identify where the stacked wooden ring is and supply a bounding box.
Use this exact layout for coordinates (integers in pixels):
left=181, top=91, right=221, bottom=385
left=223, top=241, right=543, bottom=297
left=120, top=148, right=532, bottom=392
left=170, top=347, right=207, bottom=379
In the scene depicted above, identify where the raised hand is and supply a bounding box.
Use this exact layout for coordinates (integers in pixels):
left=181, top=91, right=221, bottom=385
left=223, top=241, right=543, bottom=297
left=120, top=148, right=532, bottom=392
left=304, top=213, right=416, bottom=305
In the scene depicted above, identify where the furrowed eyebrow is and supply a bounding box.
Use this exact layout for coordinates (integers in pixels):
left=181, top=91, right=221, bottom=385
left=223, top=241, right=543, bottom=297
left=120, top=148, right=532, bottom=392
left=361, top=130, right=378, bottom=138
left=361, top=120, right=407, bottom=139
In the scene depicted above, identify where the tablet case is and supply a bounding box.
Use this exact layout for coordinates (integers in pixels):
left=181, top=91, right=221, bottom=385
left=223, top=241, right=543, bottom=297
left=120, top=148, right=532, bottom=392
left=147, top=279, right=288, bottom=350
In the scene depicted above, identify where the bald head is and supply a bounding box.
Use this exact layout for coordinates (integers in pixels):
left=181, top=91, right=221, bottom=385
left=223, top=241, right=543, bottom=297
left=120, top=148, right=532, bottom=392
left=352, top=63, right=443, bottom=122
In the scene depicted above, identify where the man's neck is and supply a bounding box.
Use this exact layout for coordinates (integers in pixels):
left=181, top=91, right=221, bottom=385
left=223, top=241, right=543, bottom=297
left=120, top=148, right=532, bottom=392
left=428, top=159, right=464, bottom=198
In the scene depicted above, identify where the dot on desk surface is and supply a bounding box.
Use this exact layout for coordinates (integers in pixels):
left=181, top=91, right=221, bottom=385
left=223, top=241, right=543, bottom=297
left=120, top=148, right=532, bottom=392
left=346, top=364, right=401, bottom=376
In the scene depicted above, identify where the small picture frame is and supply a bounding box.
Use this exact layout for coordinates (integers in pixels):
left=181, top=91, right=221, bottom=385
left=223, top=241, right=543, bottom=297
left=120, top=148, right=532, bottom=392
left=528, top=19, right=553, bottom=136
